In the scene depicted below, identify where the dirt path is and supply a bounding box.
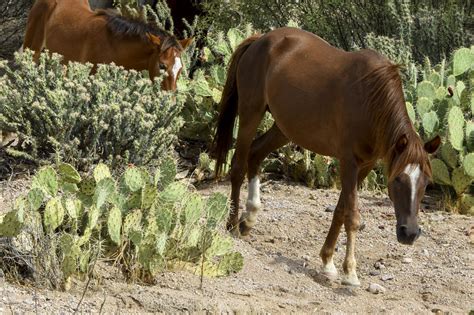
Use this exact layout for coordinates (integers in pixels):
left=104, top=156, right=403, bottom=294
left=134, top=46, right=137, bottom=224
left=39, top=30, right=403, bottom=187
left=0, top=180, right=473, bottom=314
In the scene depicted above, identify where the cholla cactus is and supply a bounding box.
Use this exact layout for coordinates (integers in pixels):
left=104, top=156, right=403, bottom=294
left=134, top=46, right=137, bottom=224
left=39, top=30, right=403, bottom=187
left=0, top=50, right=184, bottom=170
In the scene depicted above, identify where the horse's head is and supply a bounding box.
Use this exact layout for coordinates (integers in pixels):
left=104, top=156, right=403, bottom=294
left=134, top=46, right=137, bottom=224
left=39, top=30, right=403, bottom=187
left=387, top=135, right=440, bottom=245
left=147, top=33, right=193, bottom=91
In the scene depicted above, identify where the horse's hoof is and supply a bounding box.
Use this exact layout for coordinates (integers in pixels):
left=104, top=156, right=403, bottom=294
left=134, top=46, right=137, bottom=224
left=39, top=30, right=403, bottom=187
left=227, top=225, right=241, bottom=238
left=239, top=222, right=252, bottom=236
left=321, top=262, right=338, bottom=279
left=341, top=273, right=361, bottom=286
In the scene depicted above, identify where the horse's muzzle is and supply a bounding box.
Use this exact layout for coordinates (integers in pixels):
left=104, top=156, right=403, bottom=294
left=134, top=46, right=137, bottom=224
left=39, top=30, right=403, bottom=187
left=396, top=225, right=421, bottom=245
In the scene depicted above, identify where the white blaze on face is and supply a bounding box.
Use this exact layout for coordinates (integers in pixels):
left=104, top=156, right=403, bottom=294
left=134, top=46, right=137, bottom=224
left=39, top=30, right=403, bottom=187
left=403, top=164, right=421, bottom=205
left=171, top=56, right=182, bottom=81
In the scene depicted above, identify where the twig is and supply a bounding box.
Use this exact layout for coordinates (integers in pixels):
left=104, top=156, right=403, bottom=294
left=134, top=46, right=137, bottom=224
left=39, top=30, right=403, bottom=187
left=98, top=289, right=107, bottom=315
left=74, top=241, right=101, bottom=314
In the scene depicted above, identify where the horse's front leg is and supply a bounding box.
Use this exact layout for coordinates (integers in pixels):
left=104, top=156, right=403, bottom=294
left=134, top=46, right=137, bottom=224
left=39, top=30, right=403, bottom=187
left=320, top=159, right=360, bottom=285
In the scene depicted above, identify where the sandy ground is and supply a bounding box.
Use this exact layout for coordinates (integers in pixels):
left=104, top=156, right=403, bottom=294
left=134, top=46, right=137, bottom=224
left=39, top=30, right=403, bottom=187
left=0, top=178, right=473, bottom=314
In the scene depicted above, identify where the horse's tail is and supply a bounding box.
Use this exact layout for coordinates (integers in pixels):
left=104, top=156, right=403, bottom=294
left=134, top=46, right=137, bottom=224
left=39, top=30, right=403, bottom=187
left=212, top=34, right=261, bottom=177
left=23, top=0, right=57, bottom=54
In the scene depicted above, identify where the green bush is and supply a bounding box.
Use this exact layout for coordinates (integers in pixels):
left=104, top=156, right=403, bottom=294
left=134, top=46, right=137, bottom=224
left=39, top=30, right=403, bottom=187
left=0, top=159, right=243, bottom=287
left=0, top=50, right=184, bottom=169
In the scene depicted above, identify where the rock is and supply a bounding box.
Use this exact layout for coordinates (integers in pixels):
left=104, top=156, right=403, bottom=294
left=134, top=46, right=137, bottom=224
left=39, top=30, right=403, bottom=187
left=368, top=283, right=386, bottom=294
left=325, top=205, right=336, bottom=212
left=401, top=257, right=413, bottom=264
left=381, top=274, right=394, bottom=281
left=302, top=254, right=311, bottom=261
left=374, top=261, right=385, bottom=270
left=369, top=270, right=381, bottom=276
left=422, top=249, right=429, bottom=256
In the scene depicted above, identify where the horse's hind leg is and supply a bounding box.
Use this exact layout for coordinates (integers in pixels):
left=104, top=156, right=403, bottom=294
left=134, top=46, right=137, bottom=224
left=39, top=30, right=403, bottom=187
left=227, top=101, right=266, bottom=235
left=23, top=0, right=56, bottom=60
left=240, top=123, right=288, bottom=236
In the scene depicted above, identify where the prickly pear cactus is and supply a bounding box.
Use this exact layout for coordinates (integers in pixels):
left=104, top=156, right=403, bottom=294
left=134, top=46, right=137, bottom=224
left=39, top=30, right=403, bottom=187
left=447, top=106, right=465, bottom=151
left=451, top=167, right=472, bottom=195
left=181, top=193, right=203, bottom=226
left=123, top=209, right=142, bottom=237
left=141, top=184, right=157, bottom=209
left=27, top=188, right=44, bottom=211
left=94, top=178, right=115, bottom=209
left=158, top=157, right=177, bottom=189
left=422, top=111, right=439, bottom=135
left=206, top=193, right=229, bottom=229
left=44, top=197, right=65, bottom=233
left=93, top=163, right=111, bottom=182
left=463, top=153, right=474, bottom=177
left=123, top=167, right=145, bottom=192
left=79, top=177, right=96, bottom=196
left=32, top=166, right=58, bottom=197
left=459, top=194, right=474, bottom=215
left=107, top=206, right=122, bottom=245
left=440, top=143, right=459, bottom=169
left=431, top=159, right=451, bottom=185
left=0, top=209, right=24, bottom=237
left=58, top=163, right=81, bottom=184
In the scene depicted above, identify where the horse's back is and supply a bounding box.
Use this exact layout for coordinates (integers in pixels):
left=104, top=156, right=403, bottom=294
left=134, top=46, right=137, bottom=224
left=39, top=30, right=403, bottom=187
left=237, top=28, right=366, bottom=156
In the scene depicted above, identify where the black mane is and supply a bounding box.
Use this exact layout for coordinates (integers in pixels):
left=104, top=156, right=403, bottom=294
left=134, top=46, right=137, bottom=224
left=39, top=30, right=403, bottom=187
left=96, top=9, right=182, bottom=51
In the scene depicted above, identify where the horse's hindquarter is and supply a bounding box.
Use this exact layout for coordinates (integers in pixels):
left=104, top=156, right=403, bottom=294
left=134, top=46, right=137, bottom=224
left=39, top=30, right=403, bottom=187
left=241, top=28, right=371, bottom=159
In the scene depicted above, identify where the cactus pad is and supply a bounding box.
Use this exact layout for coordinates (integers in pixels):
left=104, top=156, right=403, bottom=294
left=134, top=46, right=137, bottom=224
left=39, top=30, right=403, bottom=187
left=126, top=191, right=142, bottom=210
left=123, top=209, right=142, bottom=237
left=94, top=178, right=115, bottom=209
left=431, top=159, right=451, bottom=185
left=107, top=206, right=122, bottom=245
left=417, top=81, right=436, bottom=100
left=159, top=157, right=177, bottom=189
left=466, top=120, right=474, bottom=152
left=405, top=102, right=416, bottom=124
left=459, top=194, right=474, bottom=215
left=58, top=163, right=81, bottom=184
left=0, top=210, right=24, bottom=237
left=206, top=193, right=229, bottom=228
left=93, top=163, right=111, bottom=182
left=79, top=177, right=96, bottom=196
left=451, top=167, right=472, bottom=195
left=463, top=153, right=474, bottom=177
left=27, top=188, right=44, bottom=211
left=44, top=197, right=65, bottom=233
left=422, top=111, right=438, bottom=135
left=64, top=198, right=82, bottom=219
left=141, top=184, right=157, bottom=209
left=32, top=166, right=58, bottom=197
left=181, top=193, right=203, bottom=226
left=123, top=167, right=144, bottom=192
left=87, top=205, right=100, bottom=230
left=453, top=47, right=474, bottom=77
left=440, top=143, right=459, bottom=169
left=447, top=106, right=465, bottom=151
left=417, top=97, right=433, bottom=118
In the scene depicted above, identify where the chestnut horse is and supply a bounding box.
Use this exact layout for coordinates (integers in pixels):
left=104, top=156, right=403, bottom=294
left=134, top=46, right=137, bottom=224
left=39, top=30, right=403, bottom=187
left=22, top=0, right=192, bottom=91
left=213, top=27, right=440, bottom=286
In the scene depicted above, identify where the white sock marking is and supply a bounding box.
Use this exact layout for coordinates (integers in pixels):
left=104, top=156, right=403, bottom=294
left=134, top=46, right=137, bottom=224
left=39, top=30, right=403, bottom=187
left=403, top=164, right=421, bottom=205
left=172, top=57, right=182, bottom=81
left=245, top=177, right=261, bottom=226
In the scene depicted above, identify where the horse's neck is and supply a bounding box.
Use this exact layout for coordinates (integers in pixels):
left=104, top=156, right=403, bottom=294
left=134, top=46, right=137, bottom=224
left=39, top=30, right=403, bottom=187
left=112, top=38, right=155, bottom=71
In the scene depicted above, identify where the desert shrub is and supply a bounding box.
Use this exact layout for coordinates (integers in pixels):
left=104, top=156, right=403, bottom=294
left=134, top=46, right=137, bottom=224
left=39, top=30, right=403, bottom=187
left=0, top=50, right=184, bottom=170
left=0, top=159, right=242, bottom=287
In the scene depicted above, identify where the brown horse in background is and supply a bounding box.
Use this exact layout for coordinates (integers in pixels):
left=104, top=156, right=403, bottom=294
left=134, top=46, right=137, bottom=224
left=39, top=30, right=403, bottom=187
left=212, top=27, right=440, bottom=286
left=23, top=0, right=192, bottom=91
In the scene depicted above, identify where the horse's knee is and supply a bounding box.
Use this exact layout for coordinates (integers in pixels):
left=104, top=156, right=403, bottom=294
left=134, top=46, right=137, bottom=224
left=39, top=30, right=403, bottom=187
left=344, top=210, right=360, bottom=231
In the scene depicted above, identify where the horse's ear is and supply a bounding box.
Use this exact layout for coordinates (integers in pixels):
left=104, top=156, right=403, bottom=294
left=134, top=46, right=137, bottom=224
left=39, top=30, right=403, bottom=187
left=180, top=38, right=193, bottom=50
left=424, top=135, right=441, bottom=154
left=147, top=33, right=161, bottom=46
left=396, top=134, right=408, bottom=153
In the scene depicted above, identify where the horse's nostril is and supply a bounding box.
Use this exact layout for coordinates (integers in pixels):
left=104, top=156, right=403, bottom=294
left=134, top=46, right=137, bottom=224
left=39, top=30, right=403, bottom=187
left=399, top=225, right=408, bottom=236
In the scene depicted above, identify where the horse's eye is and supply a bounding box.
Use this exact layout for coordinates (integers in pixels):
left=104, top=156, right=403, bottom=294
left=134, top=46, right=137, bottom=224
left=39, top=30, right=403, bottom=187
left=159, top=64, right=167, bottom=71
left=395, top=176, right=402, bottom=183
